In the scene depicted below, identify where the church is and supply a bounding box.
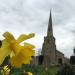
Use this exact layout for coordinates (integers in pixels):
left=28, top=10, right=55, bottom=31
left=31, top=11, right=69, bottom=67
left=41, top=11, right=65, bottom=66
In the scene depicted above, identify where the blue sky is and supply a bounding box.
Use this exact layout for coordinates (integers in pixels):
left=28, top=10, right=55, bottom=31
left=0, top=0, right=75, bottom=58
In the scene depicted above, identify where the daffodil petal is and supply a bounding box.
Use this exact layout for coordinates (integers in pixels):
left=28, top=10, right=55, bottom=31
left=10, top=48, right=34, bottom=68
left=27, top=72, right=33, bottom=75
left=10, top=56, right=32, bottom=68
left=1, top=39, right=10, bottom=49
left=10, top=53, right=24, bottom=68
left=3, top=65, right=8, bottom=70
left=0, top=40, right=11, bottom=65
left=21, top=47, right=35, bottom=57
left=0, top=48, right=11, bottom=65
left=24, top=43, right=35, bottom=49
left=10, top=51, right=15, bottom=58
left=3, top=32, right=15, bottom=42
left=3, top=65, right=10, bottom=75
left=17, top=33, right=35, bottom=43
left=11, top=43, right=22, bottom=55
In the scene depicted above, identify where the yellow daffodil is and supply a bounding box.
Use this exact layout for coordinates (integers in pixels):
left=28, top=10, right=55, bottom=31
left=0, top=32, right=35, bottom=68
left=27, top=72, right=33, bottom=75
left=1, top=65, right=10, bottom=75
left=23, top=72, right=33, bottom=75
left=0, top=40, right=11, bottom=65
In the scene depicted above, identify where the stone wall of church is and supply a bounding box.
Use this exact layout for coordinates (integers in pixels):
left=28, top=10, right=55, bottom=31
left=56, top=50, right=64, bottom=65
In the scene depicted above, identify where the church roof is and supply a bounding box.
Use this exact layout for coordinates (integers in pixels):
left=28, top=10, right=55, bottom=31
left=56, top=50, right=64, bottom=55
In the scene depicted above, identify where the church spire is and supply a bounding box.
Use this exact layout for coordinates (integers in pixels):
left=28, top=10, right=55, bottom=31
left=47, top=10, right=53, bottom=36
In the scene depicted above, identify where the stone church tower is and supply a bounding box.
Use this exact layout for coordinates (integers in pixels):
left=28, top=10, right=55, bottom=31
left=41, top=11, right=57, bottom=67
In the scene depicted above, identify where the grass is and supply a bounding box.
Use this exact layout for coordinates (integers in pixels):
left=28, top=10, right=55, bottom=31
left=11, top=65, right=58, bottom=75
left=0, top=65, right=59, bottom=75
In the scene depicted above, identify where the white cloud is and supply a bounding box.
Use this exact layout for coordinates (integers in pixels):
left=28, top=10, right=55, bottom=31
left=0, top=0, right=74, bottom=57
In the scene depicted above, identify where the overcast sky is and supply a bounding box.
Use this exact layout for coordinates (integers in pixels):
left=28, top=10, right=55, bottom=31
left=0, top=0, right=75, bottom=58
